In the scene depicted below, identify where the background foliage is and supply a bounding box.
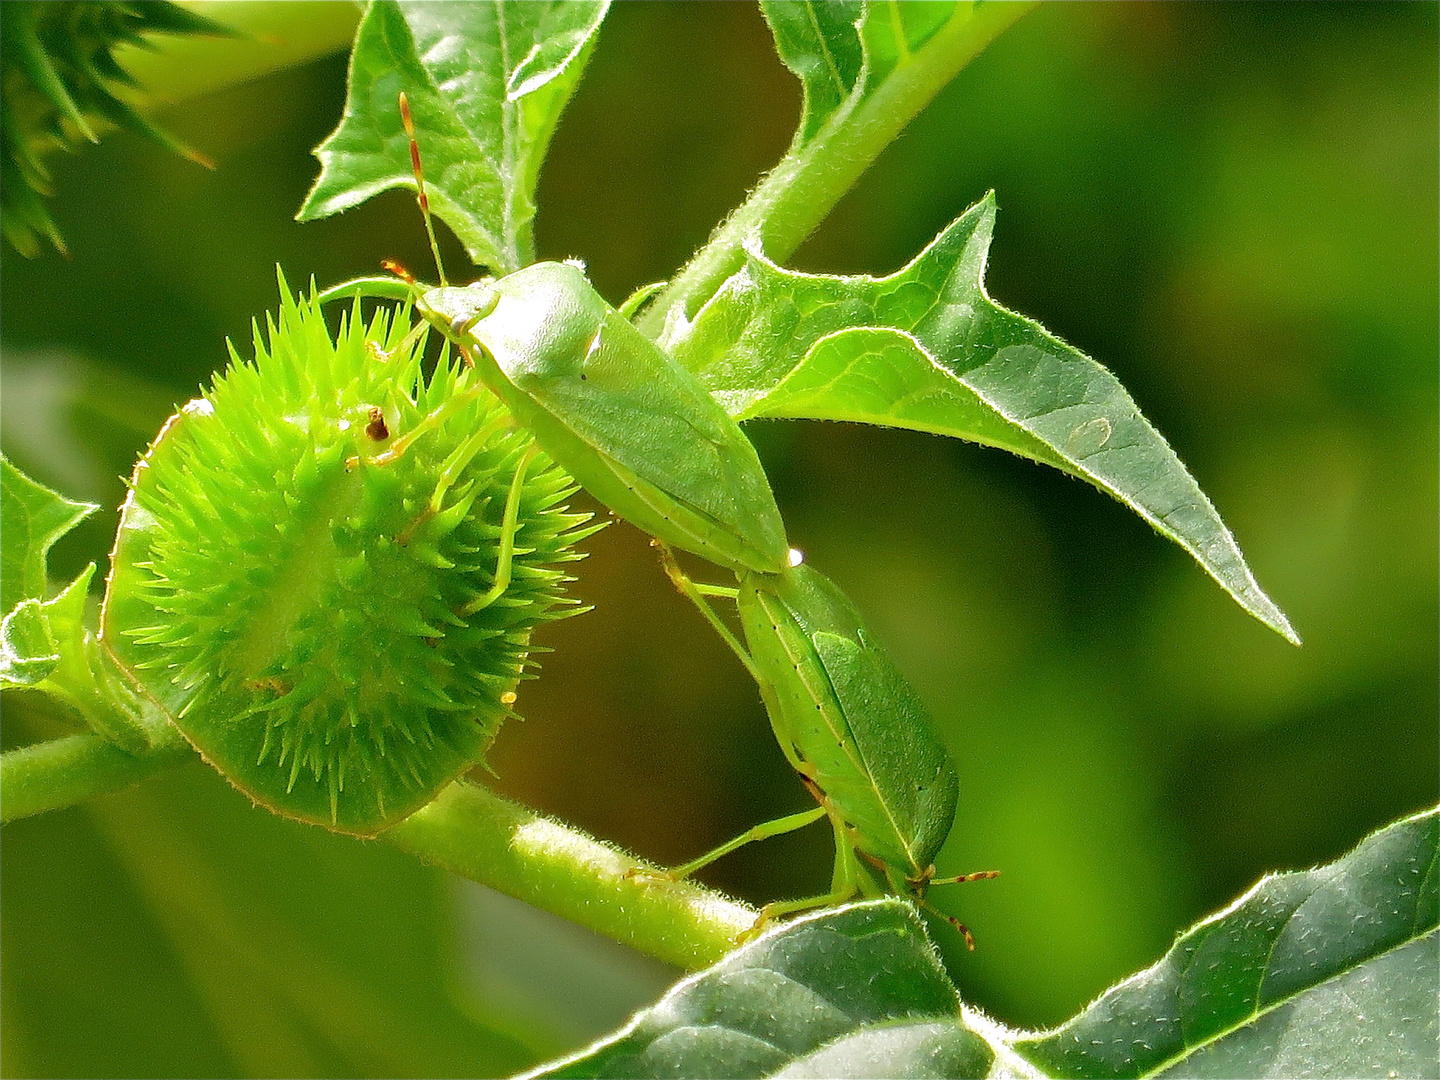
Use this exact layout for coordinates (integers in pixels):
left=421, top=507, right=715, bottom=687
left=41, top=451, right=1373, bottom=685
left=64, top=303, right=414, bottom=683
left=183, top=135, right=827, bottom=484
left=2, top=3, right=1436, bottom=1075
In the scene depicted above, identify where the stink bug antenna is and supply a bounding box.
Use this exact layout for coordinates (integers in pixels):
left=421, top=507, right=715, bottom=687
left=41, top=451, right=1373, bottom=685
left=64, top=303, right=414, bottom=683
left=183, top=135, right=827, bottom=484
left=905, top=863, right=1001, bottom=951
left=399, top=92, right=448, bottom=287
left=915, top=895, right=979, bottom=951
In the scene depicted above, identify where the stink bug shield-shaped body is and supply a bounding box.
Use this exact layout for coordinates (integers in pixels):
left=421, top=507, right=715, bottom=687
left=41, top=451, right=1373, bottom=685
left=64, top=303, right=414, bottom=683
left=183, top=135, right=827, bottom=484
left=737, top=564, right=959, bottom=892
left=419, top=263, right=790, bottom=575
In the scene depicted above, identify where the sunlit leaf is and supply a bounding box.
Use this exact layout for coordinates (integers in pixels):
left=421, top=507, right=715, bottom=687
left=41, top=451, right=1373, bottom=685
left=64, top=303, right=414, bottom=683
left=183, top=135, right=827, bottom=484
left=1, top=454, right=96, bottom=613
left=1016, top=806, right=1439, bottom=1079
left=524, top=808, right=1437, bottom=1079
left=0, top=599, right=58, bottom=685
left=669, top=196, right=1299, bottom=644
left=642, top=2, right=1033, bottom=328
left=298, top=0, right=609, bottom=274
left=763, top=0, right=959, bottom=147
left=526, top=900, right=994, bottom=1080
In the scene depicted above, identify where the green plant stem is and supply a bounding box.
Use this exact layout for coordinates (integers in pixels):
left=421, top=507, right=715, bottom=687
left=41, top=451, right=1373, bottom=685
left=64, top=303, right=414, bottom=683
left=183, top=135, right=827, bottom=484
left=0, top=730, right=192, bottom=822
left=638, top=1, right=1037, bottom=339
left=383, top=780, right=757, bottom=970
left=1, top=734, right=756, bottom=968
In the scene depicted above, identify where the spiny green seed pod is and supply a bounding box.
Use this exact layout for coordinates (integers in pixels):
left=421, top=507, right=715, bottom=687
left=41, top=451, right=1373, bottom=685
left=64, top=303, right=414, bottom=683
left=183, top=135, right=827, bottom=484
left=1, top=0, right=234, bottom=256
left=101, top=273, right=597, bottom=835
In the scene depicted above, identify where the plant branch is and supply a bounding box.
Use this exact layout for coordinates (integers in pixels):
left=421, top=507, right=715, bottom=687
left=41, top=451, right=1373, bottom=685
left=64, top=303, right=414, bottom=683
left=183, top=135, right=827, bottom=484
left=638, top=1, right=1037, bottom=340
left=383, top=780, right=757, bottom=970
left=0, top=728, right=757, bottom=970
left=0, top=730, right=192, bottom=823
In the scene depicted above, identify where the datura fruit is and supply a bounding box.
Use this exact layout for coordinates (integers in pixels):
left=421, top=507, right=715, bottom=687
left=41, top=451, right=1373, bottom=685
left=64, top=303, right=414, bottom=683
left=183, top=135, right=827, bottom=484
left=101, top=274, right=595, bottom=835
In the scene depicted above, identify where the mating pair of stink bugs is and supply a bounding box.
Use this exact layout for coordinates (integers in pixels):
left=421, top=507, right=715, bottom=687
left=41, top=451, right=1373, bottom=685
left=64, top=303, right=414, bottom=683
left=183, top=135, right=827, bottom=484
left=319, top=95, right=996, bottom=944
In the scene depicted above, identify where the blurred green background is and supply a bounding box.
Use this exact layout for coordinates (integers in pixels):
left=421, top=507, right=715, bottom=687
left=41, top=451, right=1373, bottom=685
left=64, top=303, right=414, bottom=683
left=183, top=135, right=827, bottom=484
left=2, top=2, right=1436, bottom=1075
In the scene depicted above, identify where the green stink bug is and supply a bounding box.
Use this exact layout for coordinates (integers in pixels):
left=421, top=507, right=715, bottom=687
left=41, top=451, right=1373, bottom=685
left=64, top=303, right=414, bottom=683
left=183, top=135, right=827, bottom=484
left=319, top=95, right=789, bottom=576
left=416, top=266, right=789, bottom=574
left=657, top=552, right=998, bottom=945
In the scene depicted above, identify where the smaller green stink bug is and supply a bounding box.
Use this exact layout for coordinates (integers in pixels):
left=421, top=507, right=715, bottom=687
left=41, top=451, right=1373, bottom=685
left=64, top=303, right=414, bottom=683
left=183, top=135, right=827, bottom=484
left=655, top=552, right=999, bottom=945
left=319, top=94, right=789, bottom=576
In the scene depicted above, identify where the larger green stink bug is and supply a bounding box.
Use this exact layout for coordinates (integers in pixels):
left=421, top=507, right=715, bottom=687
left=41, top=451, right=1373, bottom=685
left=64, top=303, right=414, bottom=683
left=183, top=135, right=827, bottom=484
left=656, top=554, right=998, bottom=945
left=415, top=266, right=789, bottom=574
left=320, top=96, right=789, bottom=576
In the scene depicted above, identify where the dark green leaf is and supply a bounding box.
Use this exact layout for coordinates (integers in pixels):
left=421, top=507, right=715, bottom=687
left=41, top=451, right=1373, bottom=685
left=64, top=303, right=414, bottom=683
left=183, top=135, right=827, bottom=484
left=526, top=900, right=994, bottom=1079
left=669, top=197, right=1299, bottom=644
left=1016, top=806, right=1440, bottom=1079
left=299, top=0, right=609, bottom=274
left=0, top=454, right=96, bottom=614
left=523, top=810, right=1437, bottom=1079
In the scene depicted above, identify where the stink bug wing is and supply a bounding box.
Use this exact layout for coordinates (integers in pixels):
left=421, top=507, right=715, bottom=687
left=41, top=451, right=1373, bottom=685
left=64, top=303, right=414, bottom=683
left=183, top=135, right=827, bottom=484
left=812, top=627, right=959, bottom=871
left=765, top=565, right=959, bottom=873
left=470, top=263, right=789, bottom=570
left=737, top=575, right=918, bottom=873
left=530, top=356, right=777, bottom=550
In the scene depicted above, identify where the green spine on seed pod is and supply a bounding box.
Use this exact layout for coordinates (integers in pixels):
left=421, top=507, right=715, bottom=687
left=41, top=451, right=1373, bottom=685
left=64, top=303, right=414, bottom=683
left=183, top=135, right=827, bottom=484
left=0, top=1, right=236, bottom=256
left=100, top=272, right=598, bottom=835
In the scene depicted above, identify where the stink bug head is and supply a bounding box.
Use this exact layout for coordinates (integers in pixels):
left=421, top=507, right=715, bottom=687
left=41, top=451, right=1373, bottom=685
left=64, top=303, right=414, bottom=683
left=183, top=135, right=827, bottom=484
left=457, top=263, right=610, bottom=385
left=417, top=282, right=500, bottom=341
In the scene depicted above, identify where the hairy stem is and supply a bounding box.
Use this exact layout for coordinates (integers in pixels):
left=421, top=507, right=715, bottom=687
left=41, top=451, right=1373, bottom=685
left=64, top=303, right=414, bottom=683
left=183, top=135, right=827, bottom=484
left=2, top=731, right=755, bottom=967
left=383, top=781, right=757, bottom=970
left=0, top=730, right=192, bottom=822
left=639, top=1, right=1036, bottom=341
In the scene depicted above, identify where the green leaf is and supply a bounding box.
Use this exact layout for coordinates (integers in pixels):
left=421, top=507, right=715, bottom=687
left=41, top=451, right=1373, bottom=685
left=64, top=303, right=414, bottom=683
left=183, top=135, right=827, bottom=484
left=0, top=565, right=89, bottom=692
left=298, top=0, right=609, bottom=274
left=525, top=899, right=994, bottom=1080
left=1, top=454, right=96, bottom=613
left=761, top=1, right=864, bottom=143
left=3, top=562, right=160, bottom=752
left=638, top=1, right=1034, bottom=336
left=1016, top=806, right=1440, bottom=1079
left=0, top=599, right=59, bottom=685
left=764, top=0, right=960, bottom=146
left=669, top=196, right=1299, bottom=644
left=524, top=809, right=1437, bottom=1079
left=0, top=459, right=158, bottom=750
